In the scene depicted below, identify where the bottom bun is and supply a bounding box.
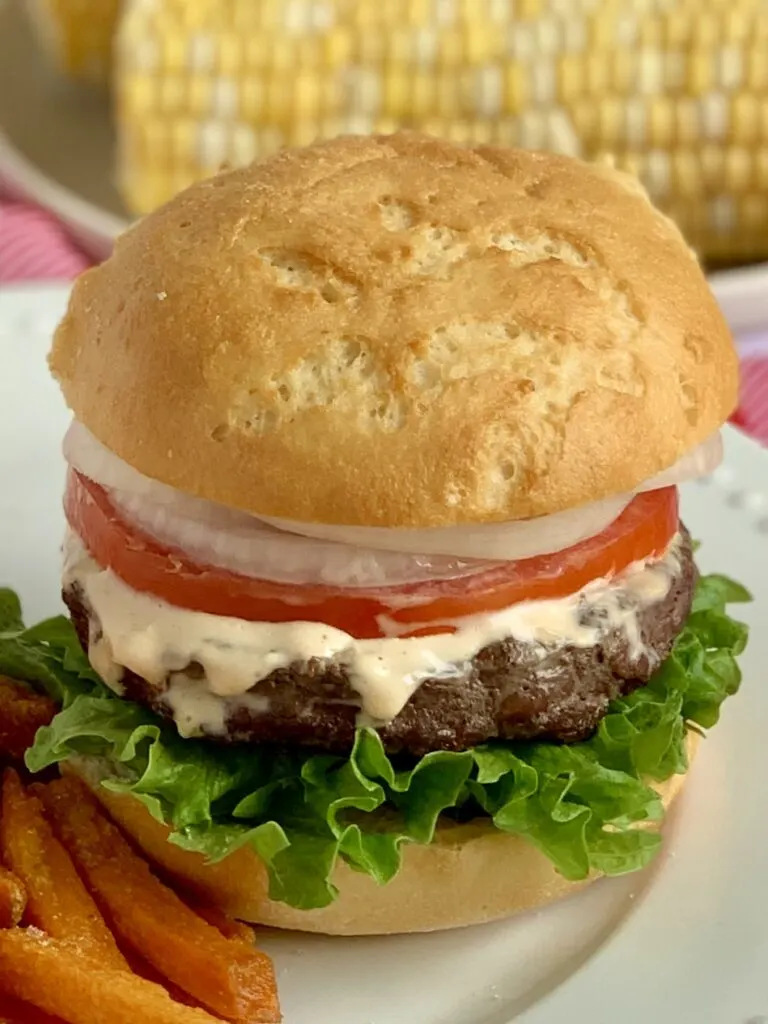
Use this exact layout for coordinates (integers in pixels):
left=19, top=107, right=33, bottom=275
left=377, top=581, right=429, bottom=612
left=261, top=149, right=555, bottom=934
left=69, top=733, right=697, bottom=937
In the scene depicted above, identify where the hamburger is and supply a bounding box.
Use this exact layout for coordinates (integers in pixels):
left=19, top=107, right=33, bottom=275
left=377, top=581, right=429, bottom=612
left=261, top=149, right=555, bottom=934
left=26, top=133, right=749, bottom=935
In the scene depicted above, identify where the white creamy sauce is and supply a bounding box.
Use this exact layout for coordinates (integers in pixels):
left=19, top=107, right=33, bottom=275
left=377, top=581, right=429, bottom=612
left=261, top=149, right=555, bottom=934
left=63, top=530, right=680, bottom=736
left=164, top=674, right=228, bottom=738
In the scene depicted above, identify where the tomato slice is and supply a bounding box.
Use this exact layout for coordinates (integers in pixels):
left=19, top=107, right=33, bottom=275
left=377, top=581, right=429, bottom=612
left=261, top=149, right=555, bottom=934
left=65, top=471, right=679, bottom=640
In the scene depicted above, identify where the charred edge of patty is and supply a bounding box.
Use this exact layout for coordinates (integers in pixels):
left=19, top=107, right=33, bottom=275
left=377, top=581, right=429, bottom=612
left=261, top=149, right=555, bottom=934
left=64, top=527, right=696, bottom=758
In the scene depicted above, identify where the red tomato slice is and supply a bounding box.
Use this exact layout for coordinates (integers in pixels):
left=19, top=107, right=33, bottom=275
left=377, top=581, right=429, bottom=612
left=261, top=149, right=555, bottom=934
left=65, top=470, right=679, bottom=640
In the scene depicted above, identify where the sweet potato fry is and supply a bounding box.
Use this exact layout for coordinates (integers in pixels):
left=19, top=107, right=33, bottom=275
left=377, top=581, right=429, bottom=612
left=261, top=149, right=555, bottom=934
left=181, top=895, right=255, bottom=946
left=40, top=777, right=281, bottom=1023
left=0, top=770, right=127, bottom=969
left=0, top=678, right=56, bottom=762
left=0, top=929, right=220, bottom=1024
left=0, top=865, right=25, bottom=929
left=123, top=948, right=208, bottom=1010
left=0, top=991, right=68, bottom=1024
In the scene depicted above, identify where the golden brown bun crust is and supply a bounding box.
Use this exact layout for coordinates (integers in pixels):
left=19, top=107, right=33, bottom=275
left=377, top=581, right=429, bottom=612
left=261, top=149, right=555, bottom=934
left=50, top=134, right=737, bottom=527
left=70, top=733, right=695, bottom=936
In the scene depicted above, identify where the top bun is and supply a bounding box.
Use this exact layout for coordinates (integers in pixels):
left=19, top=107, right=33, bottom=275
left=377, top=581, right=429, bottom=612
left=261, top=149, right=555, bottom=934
left=50, top=133, right=738, bottom=528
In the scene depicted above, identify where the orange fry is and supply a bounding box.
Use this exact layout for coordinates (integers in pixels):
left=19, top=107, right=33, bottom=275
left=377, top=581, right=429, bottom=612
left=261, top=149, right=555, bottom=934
left=0, top=929, right=220, bottom=1024
left=0, top=991, right=68, bottom=1023
left=40, top=777, right=281, bottom=1023
left=123, top=947, right=210, bottom=1010
left=0, top=865, right=25, bottom=929
left=0, top=770, right=127, bottom=970
left=0, top=678, right=56, bottom=762
left=181, top=895, right=255, bottom=946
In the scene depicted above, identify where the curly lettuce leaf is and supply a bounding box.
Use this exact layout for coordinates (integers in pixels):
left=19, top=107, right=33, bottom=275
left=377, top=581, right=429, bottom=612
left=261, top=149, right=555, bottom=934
left=0, top=592, right=98, bottom=705
left=4, top=573, right=749, bottom=911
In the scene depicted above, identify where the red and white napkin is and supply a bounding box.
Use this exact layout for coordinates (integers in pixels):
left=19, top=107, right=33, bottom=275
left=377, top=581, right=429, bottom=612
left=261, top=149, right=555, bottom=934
left=0, top=199, right=90, bottom=282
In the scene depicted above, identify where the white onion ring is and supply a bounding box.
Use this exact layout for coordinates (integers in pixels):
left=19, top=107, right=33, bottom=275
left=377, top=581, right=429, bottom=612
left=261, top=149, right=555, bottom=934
left=259, top=432, right=723, bottom=558
left=64, top=424, right=497, bottom=586
left=108, top=487, right=493, bottom=589
left=636, top=432, right=723, bottom=492
left=258, top=497, right=632, bottom=561
left=64, top=421, right=187, bottom=507
left=63, top=421, right=722, bottom=583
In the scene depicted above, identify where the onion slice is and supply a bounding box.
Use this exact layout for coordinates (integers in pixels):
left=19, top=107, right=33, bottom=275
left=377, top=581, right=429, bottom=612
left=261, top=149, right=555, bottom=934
left=64, top=421, right=182, bottom=506
left=108, top=485, right=494, bottom=588
left=636, top=432, right=723, bottom=492
left=257, top=496, right=632, bottom=561
left=62, top=420, right=722, bottom=580
left=259, top=432, right=723, bottom=559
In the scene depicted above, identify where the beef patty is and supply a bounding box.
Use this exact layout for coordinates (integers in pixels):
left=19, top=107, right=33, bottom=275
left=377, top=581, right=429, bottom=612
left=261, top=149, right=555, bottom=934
left=65, top=528, right=696, bottom=758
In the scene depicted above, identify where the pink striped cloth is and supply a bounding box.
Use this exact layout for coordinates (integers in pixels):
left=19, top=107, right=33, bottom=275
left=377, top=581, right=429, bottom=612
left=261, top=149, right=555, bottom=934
left=0, top=195, right=766, bottom=444
left=0, top=199, right=90, bottom=281
left=732, top=341, right=768, bottom=445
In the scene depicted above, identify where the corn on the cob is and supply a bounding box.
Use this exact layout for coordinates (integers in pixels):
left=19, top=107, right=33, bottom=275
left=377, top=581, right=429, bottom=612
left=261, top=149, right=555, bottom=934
left=116, top=0, right=768, bottom=264
left=25, top=0, right=122, bottom=84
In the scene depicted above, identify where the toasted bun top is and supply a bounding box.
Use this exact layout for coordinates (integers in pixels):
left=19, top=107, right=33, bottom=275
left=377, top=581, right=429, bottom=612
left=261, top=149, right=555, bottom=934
left=50, top=133, right=738, bottom=527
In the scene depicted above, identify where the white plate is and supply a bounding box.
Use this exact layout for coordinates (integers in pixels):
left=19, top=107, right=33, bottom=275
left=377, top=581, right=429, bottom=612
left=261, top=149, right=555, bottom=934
left=1, top=284, right=767, bottom=1024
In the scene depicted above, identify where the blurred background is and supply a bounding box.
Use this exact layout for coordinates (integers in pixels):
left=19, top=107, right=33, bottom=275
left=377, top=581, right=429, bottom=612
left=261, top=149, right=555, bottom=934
left=1, top=0, right=768, bottom=267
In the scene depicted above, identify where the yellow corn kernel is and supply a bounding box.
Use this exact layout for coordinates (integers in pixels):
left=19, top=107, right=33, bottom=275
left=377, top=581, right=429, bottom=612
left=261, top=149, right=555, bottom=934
left=692, top=12, right=722, bottom=47
left=700, top=144, right=725, bottom=189
left=746, top=46, right=768, bottom=90
left=638, top=14, right=665, bottom=47
left=517, top=0, right=543, bottom=19
left=462, top=22, right=499, bottom=63
left=435, top=27, right=467, bottom=67
left=570, top=100, right=599, bottom=147
left=595, top=98, right=625, bottom=146
left=558, top=54, right=585, bottom=101
left=754, top=149, right=768, bottom=190
left=502, top=63, right=527, bottom=114
left=648, top=96, right=674, bottom=148
left=672, top=150, right=704, bottom=196
left=723, top=10, right=752, bottom=43
left=731, top=93, right=761, bottom=145
left=584, top=52, right=612, bottom=95
left=664, top=8, right=693, bottom=47
left=742, top=193, right=768, bottom=232
left=687, top=53, right=716, bottom=94
left=323, top=28, right=354, bottom=67
left=674, top=97, right=700, bottom=146
left=724, top=146, right=752, bottom=192
left=382, top=73, right=412, bottom=119
left=609, top=50, right=637, bottom=94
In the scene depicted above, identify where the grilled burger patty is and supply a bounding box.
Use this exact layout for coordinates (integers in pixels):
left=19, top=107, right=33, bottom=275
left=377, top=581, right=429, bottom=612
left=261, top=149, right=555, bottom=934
left=65, top=528, right=696, bottom=758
